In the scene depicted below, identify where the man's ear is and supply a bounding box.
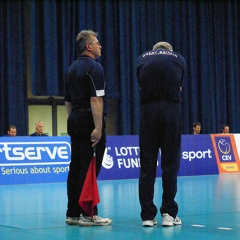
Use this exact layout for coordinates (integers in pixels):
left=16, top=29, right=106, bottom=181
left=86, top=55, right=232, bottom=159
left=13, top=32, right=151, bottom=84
left=85, top=43, right=92, bottom=51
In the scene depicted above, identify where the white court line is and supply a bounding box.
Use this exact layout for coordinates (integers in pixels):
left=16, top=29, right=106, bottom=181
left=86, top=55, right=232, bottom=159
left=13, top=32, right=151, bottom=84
left=191, top=225, right=206, bottom=228
left=192, top=225, right=233, bottom=231
left=217, top=227, right=233, bottom=231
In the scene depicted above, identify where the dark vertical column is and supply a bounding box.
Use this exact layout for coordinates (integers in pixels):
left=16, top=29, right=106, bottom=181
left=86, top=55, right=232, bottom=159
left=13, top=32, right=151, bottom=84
left=50, top=97, right=57, bottom=136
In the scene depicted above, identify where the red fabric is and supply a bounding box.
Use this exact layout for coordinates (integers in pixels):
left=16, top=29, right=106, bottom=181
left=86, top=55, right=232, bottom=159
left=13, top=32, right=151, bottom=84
left=78, top=156, right=100, bottom=218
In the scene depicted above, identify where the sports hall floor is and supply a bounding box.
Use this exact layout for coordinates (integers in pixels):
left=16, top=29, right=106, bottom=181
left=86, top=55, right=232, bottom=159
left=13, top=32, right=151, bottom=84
left=1, top=173, right=240, bottom=240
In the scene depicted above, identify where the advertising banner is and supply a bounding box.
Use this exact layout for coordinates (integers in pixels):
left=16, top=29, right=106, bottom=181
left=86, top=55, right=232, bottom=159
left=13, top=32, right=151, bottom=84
left=98, top=135, right=218, bottom=180
left=0, top=137, right=70, bottom=184
left=179, top=134, right=218, bottom=176
left=0, top=134, right=230, bottom=185
left=210, top=134, right=240, bottom=174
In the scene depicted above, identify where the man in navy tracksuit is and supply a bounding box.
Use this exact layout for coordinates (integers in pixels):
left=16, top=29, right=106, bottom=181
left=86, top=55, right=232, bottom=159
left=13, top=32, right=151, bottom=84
left=137, top=42, right=186, bottom=227
left=64, top=30, right=111, bottom=226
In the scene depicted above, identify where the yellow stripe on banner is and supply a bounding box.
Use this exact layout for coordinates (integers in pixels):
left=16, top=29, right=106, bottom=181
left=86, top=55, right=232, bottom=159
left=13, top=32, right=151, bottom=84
left=220, top=163, right=239, bottom=172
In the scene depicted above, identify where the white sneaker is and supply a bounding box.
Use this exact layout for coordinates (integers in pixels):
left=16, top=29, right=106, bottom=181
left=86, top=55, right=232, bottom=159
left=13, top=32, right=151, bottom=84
left=65, top=217, right=79, bottom=225
left=79, top=214, right=112, bottom=226
left=142, top=218, right=157, bottom=227
left=162, top=213, right=182, bottom=226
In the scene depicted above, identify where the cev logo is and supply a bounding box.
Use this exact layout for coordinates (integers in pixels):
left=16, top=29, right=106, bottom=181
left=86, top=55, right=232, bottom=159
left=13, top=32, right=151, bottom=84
left=218, top=139, right=231, bottom=154
left=0, top=142, right=71, bottom=161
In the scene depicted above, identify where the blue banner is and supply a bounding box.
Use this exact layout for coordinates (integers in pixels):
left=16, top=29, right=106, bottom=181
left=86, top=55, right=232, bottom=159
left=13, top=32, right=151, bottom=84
left=0, top=137, right=70, bottom=184
left=0, top=135, right=219, bottom=185
left=179, top=135, right=218, bottom=176
left=98, top=135, right=218, bottom=180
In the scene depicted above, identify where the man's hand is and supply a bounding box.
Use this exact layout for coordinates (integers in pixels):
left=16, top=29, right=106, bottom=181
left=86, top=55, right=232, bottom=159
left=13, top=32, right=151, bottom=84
left=91, top=128, right=102, bottom=147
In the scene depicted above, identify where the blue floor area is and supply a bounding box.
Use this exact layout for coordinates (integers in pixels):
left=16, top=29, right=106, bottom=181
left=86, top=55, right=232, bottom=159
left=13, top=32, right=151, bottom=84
left=1, top=174, right=240, bottom=240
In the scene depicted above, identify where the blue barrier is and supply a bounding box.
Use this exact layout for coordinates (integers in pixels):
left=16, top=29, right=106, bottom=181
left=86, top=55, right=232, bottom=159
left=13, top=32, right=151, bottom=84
left=1, top=134, right=238, bottom=185
left=98, top=135, right=218, bottom=180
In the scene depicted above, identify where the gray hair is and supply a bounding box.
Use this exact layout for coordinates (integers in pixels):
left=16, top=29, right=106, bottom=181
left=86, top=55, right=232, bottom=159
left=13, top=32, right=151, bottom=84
left=152, top=41, right=173, bottom=51
left=35, top=121, right=44, bottom=127
left=76, top=30, right=98, bottom=54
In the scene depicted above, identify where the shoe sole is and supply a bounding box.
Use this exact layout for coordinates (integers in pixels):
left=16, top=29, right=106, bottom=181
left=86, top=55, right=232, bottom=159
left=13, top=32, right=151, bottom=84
left=162, top=222, right=174, bottom=227
left=143, top=220, right=157, bottom=227
left=79, top=220, right=112, bottom=227
left=65, top=220, right=79, bottom=225
left=78, top=222, right=92, bottom=227
left=143, top=223, right=153, bottom=227
left=162, top=221, right=182, bottom=226
left=173, top=221, right=182, bottom=225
